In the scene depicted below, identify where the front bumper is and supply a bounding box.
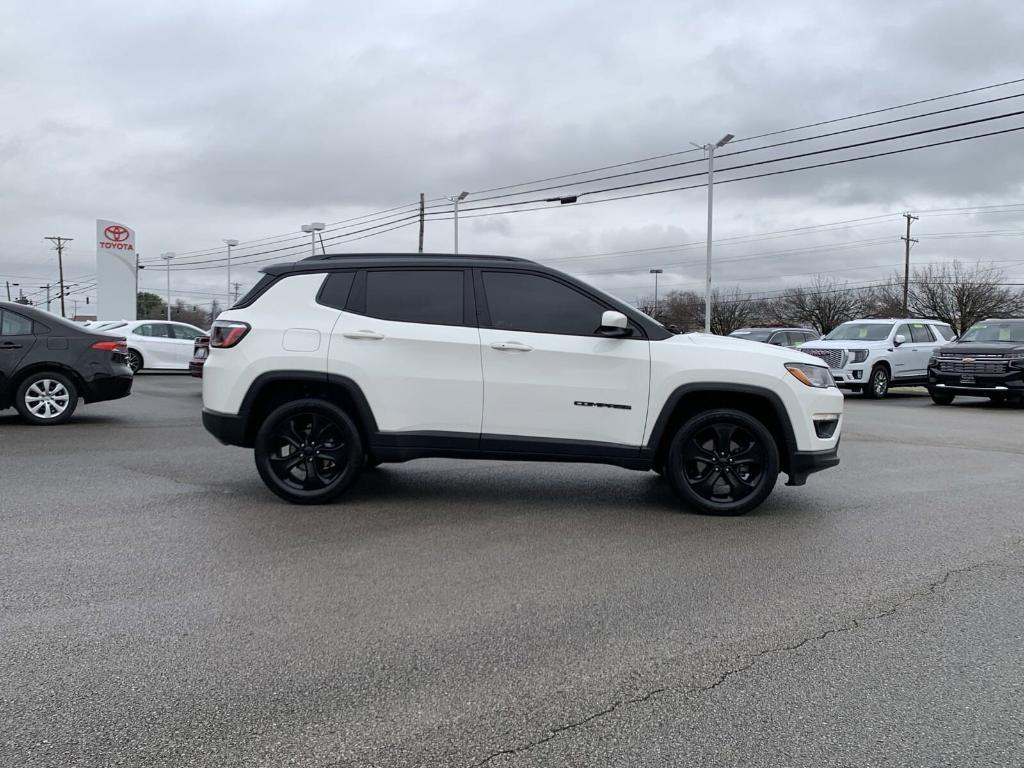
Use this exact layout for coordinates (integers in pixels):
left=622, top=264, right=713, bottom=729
left=785, top=443, right=840, bottom=486
left=928, top=367, right=1023, bottom=398
left=829, top=366, right=867, bottom=388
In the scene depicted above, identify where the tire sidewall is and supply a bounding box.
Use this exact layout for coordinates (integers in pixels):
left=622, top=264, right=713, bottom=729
left=127, top=349, right=144, bottom=374
left=928, top=389, right=954, bottom=405
left=15, top=371, right=79, bottom=425
left=865, top=366, right=889, bottom=399
left=254, top=398, right=364, bottom=505
left=665, top=408, right=780, bottom=516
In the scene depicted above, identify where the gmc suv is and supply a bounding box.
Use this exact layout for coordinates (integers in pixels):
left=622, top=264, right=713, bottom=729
left=799, top=318, right=954, bottom=398
left=201, top=254, right=843, bottom=515
left=927, top=318, right=1024, bottom=405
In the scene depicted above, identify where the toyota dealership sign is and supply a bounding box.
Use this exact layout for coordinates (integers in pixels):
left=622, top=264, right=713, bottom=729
left=95, top=219, right=137, bottom=320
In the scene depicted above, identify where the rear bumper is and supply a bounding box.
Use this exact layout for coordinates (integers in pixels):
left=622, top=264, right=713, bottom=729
left=83, top=372, right=133, bottom=403
left=189, top=359, right=205, bottom=378
left=202, top=408, right=248, bottom=446
left=785, top=444, right=840, bottom=486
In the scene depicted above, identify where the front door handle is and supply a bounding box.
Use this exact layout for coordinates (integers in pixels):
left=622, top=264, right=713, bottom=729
left=0, top=342, right=22, bottom=350
left=343, top=330, right=385, bottom=340
left=490, top=341, right=533, bottom=352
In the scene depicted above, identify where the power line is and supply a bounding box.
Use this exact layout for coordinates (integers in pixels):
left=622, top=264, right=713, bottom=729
left=465, top=75, right=1024, bottom=197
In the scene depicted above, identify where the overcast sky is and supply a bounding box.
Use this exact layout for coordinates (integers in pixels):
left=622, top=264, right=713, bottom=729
left=2, top=0, right=1023, bottom=315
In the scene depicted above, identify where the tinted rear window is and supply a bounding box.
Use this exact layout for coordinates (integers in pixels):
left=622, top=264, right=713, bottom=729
left=317, top=271, right=356, bottom=310
left=364, top=270, right=464, bottom=326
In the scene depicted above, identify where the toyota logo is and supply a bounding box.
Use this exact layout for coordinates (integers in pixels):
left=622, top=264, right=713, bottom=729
left=104, top=225, right=130, bottom=242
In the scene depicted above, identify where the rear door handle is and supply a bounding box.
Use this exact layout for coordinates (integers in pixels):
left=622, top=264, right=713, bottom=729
left=490, top=341, right=533, bottom=352
left=343, top=330, right=385, bottom=340
left=0, top=342, right=22, bottom=350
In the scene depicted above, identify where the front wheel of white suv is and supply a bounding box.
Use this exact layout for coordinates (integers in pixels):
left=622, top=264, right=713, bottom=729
left=665, top=409, right=779, bottom=516
left=254, top=399, right=364, bottom=504
left=864, top=365, right=890, bottom=399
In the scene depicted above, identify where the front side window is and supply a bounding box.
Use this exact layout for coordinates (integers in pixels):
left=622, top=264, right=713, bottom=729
left=894, top=324, right=913, bottom=342
left=0, top=310, right=33, bottom=336
left=136, top=323, right=172, bottom=338
left=482, top=271, right=608, bottom=336
left=364, top=270, right=464, bottom=326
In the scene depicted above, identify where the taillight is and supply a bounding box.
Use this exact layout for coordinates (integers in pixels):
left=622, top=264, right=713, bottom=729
left=210, top=320, right=251, bottom=348
left=92, top=339, right=128, bottom=352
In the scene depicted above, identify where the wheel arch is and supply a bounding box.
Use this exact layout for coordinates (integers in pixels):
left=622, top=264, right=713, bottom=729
left=647, top=383, right=797, bottom=475
left=237, top=371, right=378, bottom=448
left=11, top=363, right=86, bottom=400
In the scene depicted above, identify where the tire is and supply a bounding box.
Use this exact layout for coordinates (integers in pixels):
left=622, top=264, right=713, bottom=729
left=15, top=371, right=79, bottom=425
left=664, top=409, right=780, bottom=516
left=989, top=394, right=1006, bottom=405
left=127, top=349, right=144, bottom=374
left=864, top=365, right=890, bottom=399
left=929, top=390, right=955, bottom=406
left=254, top=398, right=364, bottom=505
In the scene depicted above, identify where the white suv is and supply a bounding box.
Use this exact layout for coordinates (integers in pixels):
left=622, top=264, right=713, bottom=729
left=202, top=254, right=843, bottom=515
left=800, top=318, right=954, bottom=398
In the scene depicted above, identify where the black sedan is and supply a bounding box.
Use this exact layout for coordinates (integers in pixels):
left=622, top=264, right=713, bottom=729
left=0, top=301, right=133, bottom=425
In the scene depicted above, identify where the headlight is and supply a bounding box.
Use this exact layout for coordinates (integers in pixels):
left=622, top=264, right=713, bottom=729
left=786, top=362, right=834, bottom=388
left=848, top=349, right=869, bottom=364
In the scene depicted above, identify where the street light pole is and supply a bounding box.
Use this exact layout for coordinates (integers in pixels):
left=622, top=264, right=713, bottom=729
left=223, top=239, right=239, bottom=306
left=449, top=191, right=468, bottom=254
left=160, top=252, right=175, bottom=320
left=301, top=223, right=326, bottom=257
left=696, top=133, right=734, bottom=333
left=649, top=268, right=664, bottom=319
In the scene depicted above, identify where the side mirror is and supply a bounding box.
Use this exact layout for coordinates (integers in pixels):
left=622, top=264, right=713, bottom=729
left=894, top=334, right=907, bottom=346
left=598, top=310, right=632, bottom=337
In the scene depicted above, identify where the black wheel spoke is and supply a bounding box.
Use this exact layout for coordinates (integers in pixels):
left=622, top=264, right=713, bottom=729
left=711, top=425, right=735, bottom=455
left=271, top=453, right=304, bottom=474
left=687, top=438, right=715, bottom=462
left=695, top=468, right=722, bottom=496
left=318, top=445, right=347, bottom=463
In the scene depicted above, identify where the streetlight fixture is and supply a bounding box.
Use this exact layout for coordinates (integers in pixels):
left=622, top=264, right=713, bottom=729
left=223, top=239, right=239, bottom=305
left=649, top=268, right=664, bottom=319
left=160, top=252, right=175, bottom=320
left=693, top=133, right=734, bottom=333
left=300, top=222, right=326, bottom=258
left=448, top=191, right=469, bottom=254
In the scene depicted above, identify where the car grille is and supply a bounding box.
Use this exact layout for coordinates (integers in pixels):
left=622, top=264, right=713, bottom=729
left=936, top=355, right=1009, bottom=375
left=801, top=348, right=846, bottom=370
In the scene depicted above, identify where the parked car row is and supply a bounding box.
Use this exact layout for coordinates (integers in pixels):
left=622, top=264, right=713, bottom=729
left=87, top=319, right=208, bottom=373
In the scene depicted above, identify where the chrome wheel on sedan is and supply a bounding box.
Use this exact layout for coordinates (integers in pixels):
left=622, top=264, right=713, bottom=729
left=15, top=372, right=79, bottom=425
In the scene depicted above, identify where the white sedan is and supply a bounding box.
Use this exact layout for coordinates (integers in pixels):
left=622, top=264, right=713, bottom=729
left=98, top=320, right=208, bottom=372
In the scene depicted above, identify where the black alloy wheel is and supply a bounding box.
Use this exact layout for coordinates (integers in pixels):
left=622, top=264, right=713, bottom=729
left=127, top=349, right=144, bottom=374
left=254, top=399, right=363, bottom=504
left=666, top=409, right=779, bottom=516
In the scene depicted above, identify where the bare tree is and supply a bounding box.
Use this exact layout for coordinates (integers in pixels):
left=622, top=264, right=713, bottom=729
left=859, top=275, right=906, bottom=318
left=907, top=261, right=1024, bottom=335
left=659, top=289, right=704, bottom=331
left=775, top=276, right=862, bottom=334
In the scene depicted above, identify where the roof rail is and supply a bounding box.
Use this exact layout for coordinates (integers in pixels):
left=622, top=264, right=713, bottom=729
left=300, top=252, right=528, bottom=263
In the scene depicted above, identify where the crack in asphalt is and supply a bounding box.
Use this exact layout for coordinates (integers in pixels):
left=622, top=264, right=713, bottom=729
left=471, top=552, right=1017, bottom=767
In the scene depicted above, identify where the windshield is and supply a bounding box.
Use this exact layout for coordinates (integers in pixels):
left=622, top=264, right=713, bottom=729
left=958, top=320, right=1024, bottom=343
left=824, top=323, right=893, bottom=341
left=729, top=328, right=774, bottom=342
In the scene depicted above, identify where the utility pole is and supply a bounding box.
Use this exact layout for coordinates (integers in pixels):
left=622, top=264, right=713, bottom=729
left=232, top=281, right=242, bottom=304
left=4, top=281, right=9, bottom=301
left=649, top=268, right=664, bottom=319
left=418, top=193, right=425, bottom=253
left=901, top=212, right=919, bottom=315
left=45, top=284, right=51, bottom=311
left=44, top=236, right=73, bottom=318
left=160, top=252, right=176, bottom=320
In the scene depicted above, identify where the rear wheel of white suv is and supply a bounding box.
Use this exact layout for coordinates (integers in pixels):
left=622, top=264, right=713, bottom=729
left=665, top=409, right=779, bottom=516
left=254, top=399, right=364, bottom=504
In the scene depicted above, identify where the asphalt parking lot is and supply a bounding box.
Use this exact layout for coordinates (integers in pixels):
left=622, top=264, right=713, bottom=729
left=2, top=376, right=1022, bottom=767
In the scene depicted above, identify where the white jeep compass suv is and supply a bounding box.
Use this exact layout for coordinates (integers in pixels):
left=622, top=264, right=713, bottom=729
left=799, top=318, right=954, bottom=398
left=202, top=254, right=843, bottom=515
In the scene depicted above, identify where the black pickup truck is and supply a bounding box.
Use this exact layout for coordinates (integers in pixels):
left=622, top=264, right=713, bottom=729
left=927, top=318, right=1024, bottom=405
